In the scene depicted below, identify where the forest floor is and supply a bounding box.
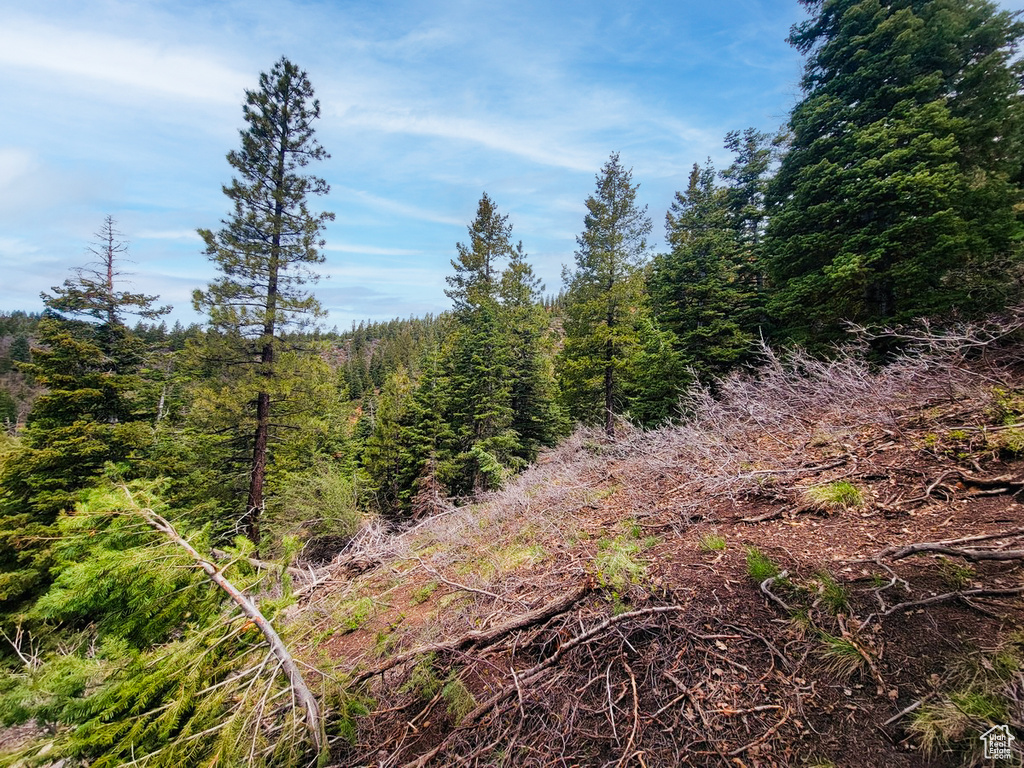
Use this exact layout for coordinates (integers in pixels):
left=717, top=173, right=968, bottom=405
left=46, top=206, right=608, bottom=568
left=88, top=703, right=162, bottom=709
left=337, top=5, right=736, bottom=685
left=293, top=345, right=1024, bottom=767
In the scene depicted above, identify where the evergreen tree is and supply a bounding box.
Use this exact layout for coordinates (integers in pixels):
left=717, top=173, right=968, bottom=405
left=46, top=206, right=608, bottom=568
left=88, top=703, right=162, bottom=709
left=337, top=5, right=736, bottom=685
left=194, top=57, right=334, bottom=546
left=0, top=221, right=168, bottom=610
left=8, top=336, right=30, bottom=365
left=650, top=161, right=752, bottom=380
left=767, top=0, right=1024, bottom=341
left=559, top=153, right=653, bottom=437
left=500, top=244, right=562, bottom=457
left=722, top=128, right=776, bottom=320
left=444, top=195, right=519, bottom=493
left=361, top=367, right=416, bottom=512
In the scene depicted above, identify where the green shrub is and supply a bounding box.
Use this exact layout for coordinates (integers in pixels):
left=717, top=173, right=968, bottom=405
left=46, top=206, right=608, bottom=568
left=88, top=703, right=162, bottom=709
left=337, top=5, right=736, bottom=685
left=595, top=537, right=647, bottom=594
left=442, top=674, right=476, bottom=723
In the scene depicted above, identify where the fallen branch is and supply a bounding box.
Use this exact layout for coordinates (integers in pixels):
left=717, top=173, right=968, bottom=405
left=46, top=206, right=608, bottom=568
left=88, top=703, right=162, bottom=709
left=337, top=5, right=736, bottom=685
left=402, top=605, right=684, bottom=768
left=412, top=555, right=520, bottom=605
left=862, top=527, right=1024, bottom=563
left=760, top=571, right=793, bottom=612
left=122, top=488, right=326, bottom=760
left=355, top=582, right=592, bottom=683
left=881, top=585, right=1024, bottom=616
left=210, top=548, right=309, bottom=578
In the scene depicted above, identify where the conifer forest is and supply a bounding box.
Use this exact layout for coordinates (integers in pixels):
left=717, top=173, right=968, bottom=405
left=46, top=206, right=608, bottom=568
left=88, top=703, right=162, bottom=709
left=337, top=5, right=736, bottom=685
left=2, top=1, right=1024, bottom=765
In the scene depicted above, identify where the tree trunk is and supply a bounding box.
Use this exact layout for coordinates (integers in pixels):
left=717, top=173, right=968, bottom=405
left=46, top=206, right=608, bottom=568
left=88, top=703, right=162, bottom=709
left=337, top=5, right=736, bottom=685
left=245, top=386, right=270, bottom=546
left=244, top=92, right=290, bottom=547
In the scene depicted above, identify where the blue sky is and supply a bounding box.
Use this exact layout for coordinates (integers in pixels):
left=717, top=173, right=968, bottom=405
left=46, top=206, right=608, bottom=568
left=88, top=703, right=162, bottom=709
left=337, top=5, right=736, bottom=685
left=5, top=0, right=1012, bottom=328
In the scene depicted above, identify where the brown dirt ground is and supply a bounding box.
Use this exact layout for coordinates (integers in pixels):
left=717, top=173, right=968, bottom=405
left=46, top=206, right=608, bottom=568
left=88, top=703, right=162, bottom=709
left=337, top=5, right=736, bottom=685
left=301, top=355, right=1024, bottom=767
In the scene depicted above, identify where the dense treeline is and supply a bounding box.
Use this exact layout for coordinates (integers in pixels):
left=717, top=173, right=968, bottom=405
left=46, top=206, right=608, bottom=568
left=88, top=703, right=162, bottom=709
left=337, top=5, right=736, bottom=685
left=0, top=0, right=1023, bottom=763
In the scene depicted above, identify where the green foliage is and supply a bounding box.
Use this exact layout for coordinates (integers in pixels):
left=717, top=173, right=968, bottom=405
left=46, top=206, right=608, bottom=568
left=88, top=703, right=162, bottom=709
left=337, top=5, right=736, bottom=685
left=650, top=159, right=756, bottom=381
left=339, top=597, right=375, bottom=632
left=0, top=482, right=322, bottom=767
left=697, top=532, right=727, bottom=552
left=768, top=0, right=1024, bottom=342
left=401, top=653, right=441, bottom=700
left=411, top=581, right=439, bottom=605
left=595, top=536, right=648, bottom=595
left=816, top=633, right=866, bottom=679
left=559, top=153, right=653, bottom=437
left=906, top=635, right=1024, bottom=763
left=744, top=545, right=781, bottom=582
left=193, top=57, right=334, bottom=545
left=804, top=481, right=864, bottom=513
left=810, top=571, right=849, bottom=615
left=0, top=231, right=167, bottom=612
left=267, top=466, right=362, bottom=552
left=442, top=674, right=476, bottom=724
left=938, top=558, right=975, bottom=591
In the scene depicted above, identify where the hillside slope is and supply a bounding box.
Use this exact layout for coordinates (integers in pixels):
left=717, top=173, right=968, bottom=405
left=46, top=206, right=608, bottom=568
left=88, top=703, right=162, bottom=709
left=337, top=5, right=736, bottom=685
left=293, top=343, right=1024, bottom=767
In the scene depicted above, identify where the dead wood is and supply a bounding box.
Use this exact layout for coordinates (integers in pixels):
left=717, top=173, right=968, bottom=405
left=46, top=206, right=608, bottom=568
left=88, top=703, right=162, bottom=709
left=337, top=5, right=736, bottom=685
left=399, top=605, right=685, bottom=768
left=210, top=547, right=312, bottom=578
left=354, top=582, right=592, bottom=684
left=124, top=488, right=327, bottom=759
left=867, top=526, right=1024, bottom=563
left=760, top=571, right=793, bottom=612
left=881, top=585, right=1024, bottom=616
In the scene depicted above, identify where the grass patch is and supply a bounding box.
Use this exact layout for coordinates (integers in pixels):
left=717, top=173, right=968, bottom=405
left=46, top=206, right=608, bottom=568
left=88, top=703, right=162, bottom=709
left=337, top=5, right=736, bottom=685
left=411, top=580, right=439, bottom=604
left=697, top=532, right=727, bottom=552
left=595, top=536, right=647, bottom=595
left=744, top=545, right=781, bottom=583
left=804, top=481, right=864, bottom=513
left=339, top=596, right=375, bottom=631
left=817, top=633, right=866, bottom=679
left=490, top=543, right=546, bottom=573
left=811, top=571, right=849, bottom=614
left=906, top=636, right=1024, bottom=763
left=938, top=558, right=975, bottom=591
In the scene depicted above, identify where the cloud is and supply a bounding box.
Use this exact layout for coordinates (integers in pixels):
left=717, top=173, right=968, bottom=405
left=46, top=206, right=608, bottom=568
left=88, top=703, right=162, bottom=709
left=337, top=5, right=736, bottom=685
left=323, top=242, right=424, bottom=257
left=0, top=17, right=248, bottom=105
left=342, top=108, right=599, bottom=173
left=136, top=229, right=203, bottom=242
left=333, top=186, right=465, bottom=227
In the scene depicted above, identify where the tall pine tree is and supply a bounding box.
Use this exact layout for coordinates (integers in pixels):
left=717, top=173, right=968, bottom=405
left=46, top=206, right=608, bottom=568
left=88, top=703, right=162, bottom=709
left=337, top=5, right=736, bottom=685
left=194, top=57, right=334, bottom=546
left=559, top=153, right=653, bottom=437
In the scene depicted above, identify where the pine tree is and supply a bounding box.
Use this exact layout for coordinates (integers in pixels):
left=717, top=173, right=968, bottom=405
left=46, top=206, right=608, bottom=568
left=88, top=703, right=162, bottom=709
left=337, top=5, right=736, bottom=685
left=650, top=161, right=751, bottom=380
left=500, top=244, right=562, bottom=457
left=0, top=221, right=168, bottom=610
left=194, top=57, right=334, bottom=545
left=559, top=153, right=653, bottom=437
left=767, top=0, right=1024, bottom=341
left=444, top=194, right=519, bottom=493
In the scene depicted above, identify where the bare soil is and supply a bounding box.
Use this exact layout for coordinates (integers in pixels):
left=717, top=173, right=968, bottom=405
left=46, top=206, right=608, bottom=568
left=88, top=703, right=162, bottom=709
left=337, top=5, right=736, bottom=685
left=299, top=349, right=1024, bottom=767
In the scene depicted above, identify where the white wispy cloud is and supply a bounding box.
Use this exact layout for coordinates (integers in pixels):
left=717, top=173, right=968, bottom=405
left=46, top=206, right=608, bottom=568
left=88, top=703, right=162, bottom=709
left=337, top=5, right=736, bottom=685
left=0, top=17, right=248, bottom=104
left=136, top=229, right=203, bottom=242
left=333, top=186, right=465, bottom=227
left=323, top=243, right=424, bottom=257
